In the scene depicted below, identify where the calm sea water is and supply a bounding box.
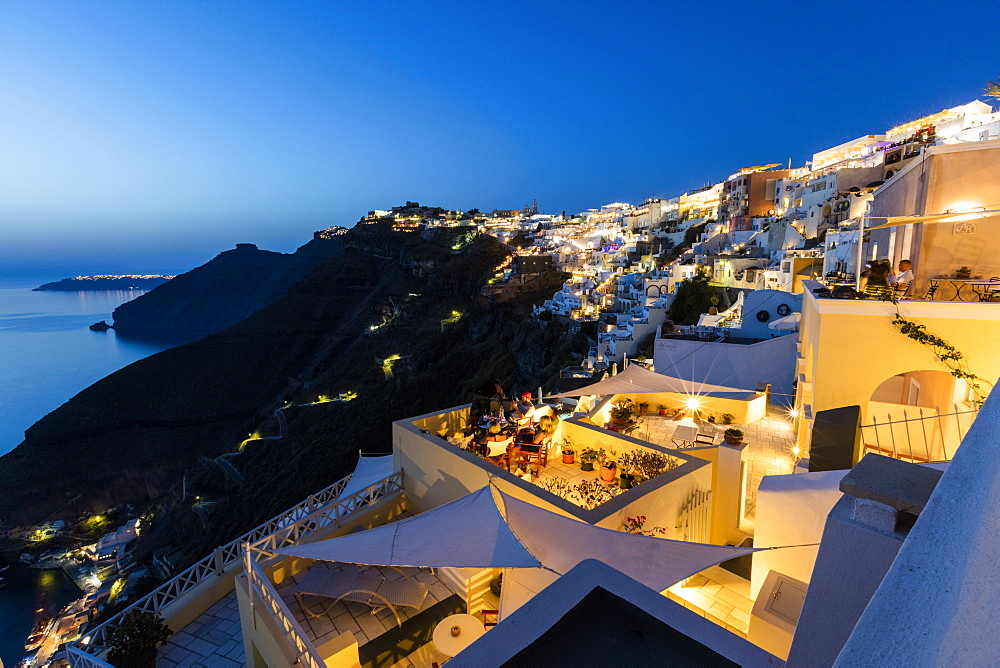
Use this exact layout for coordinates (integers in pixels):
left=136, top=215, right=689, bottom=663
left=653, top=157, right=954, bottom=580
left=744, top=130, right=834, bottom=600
left=0, top=566, right=82, bottom=666
left=0, top=278, right=176, bottom=455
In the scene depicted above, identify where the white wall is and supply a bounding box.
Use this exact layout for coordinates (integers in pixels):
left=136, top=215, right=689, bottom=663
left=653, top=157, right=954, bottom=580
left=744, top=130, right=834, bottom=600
left=654, top=334, right=797, bottom=404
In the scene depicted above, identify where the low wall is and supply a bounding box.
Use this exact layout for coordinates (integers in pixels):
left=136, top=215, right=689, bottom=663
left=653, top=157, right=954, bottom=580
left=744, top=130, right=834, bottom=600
left=591, top=391, right=765, bottom=425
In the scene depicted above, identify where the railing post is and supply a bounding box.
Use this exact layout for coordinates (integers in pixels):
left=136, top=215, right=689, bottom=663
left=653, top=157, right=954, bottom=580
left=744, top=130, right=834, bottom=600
left=214, top=545, right=225, bottom=576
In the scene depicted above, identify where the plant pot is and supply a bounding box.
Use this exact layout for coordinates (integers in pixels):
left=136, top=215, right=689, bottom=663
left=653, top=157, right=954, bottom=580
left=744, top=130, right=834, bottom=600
left=638, top=403, right=649, bottom=414
left=610, top=416, right=630, bottom=426
left=708, top=306, right=719, bottom=315
left=599, top=465, right=617, bottom=483
left=723, top=435, right=744, bottom=446
left=489, top=577, right=502, bottom=597
left=956, top=272, right=971, bottom=280
left=581, top=461, right=594, bottom=472
left=562, top=453, right=575, bottom=465
left=619, top=473, right=635, bottom=490
left=658, top=408, right=668, bottom=416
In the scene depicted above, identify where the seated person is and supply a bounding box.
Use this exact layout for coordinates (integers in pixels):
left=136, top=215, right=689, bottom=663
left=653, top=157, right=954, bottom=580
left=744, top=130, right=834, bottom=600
left=890, top=259, right=914, bottom=291
left=471, top=379, right=505, bottom=422
left=513, top=415, right=556, bottom=454
left=473, top=423, right=508, bottom=461
left=510, top=392, right=535, bottom=422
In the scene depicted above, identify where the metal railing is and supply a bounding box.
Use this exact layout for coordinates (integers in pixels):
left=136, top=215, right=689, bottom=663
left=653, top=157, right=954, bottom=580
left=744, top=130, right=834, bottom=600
left=66, top=647, right=114, bottom=668
left=244, top=550, right=325, bottom=668
left=861, top=407, right=979, bottom=464
left=69, top=468, right=400, bottom=662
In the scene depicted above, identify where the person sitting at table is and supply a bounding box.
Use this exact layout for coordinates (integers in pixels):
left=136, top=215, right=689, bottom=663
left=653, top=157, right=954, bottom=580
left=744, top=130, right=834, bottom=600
left=471, top=379, right=505, bottom=422
left=511, top=414, right=556, bottom=459
left=889, top=259, right=913, bottom=291
left=862, top=259, right=891, bottom=293
left=510, top=392, right=535, bottom=422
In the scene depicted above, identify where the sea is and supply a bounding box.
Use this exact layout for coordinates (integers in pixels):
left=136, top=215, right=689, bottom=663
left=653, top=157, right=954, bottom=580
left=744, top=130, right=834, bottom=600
left=0, top=276, right=177, bottom=664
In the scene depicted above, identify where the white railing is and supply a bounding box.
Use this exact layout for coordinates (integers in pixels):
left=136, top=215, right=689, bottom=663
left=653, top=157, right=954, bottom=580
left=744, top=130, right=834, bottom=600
left=677, top=489, right=712, bottom=543
left=244, top=549, right=325, bottom=668
left=69, top=469, right=401, bottom=663
left=66, top=647, right=114, bottom=668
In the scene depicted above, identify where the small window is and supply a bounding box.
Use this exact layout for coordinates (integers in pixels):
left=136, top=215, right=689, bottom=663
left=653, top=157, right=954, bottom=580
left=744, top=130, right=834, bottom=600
left=752, top=570, right=809, bottom=634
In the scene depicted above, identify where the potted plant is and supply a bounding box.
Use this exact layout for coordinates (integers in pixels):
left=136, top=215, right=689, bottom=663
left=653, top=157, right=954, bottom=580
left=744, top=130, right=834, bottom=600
left=618, top=451, right=637, bottom=489
left=609, top=399, right=635, bottom=425
left=721, top=413, right=734, bottom=424
left=723, top=428, right=744, bottom=446
left=599, top=454, right=618, bottom=483
left=657, top=404, right=669, bottom=416
left=561, top=438, right=576, bottom=465
left=637, top=400, right=649, bottom=415
left=107, top=609, right=173, bottom=668
left=707, top=414, right=716, bottom=423
left=956, top=266, right=972, bottom=279
left=579, top=447, right=599, bottom=472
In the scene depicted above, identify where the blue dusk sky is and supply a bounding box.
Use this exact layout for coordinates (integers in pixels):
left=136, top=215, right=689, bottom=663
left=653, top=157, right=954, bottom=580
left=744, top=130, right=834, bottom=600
left=2, top=0, right=998, bottom=276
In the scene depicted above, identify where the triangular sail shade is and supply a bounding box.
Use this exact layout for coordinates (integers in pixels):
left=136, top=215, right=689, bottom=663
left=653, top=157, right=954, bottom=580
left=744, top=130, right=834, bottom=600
left=277, top=487, right=542, bottom=569
left=339, top=455, right=395, bottom=500
left=498, top=491, right=754, bottom=591
left=548, top=363, right=757, bottom=400
left=275, top=486, right=758, bottom=591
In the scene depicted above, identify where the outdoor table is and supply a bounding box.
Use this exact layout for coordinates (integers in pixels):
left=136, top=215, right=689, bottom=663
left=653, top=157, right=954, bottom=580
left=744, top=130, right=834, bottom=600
left=433, top=613, right=485, bottom=657
left=671, top=424, right=698, bottom=447
left=929, top=278, right=980, bottom=302
left=966, top=280, right=1000, bottom=302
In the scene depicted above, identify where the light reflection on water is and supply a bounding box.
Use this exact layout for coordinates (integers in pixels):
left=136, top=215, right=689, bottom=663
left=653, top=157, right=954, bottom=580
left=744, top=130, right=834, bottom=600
left=0, top=280, right=175, bottom=454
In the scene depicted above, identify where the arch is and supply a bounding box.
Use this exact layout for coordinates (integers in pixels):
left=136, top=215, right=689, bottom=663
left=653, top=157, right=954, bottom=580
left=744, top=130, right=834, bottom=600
left=645, top=285, right=662, bottom=297
left=863, top=370, right=970, bottom=464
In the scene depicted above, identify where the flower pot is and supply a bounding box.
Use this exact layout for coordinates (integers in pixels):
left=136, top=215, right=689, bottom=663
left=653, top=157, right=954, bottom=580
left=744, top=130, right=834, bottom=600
left=599, top=465, right=617, bottom=483
left=956, top=271, right=971, bottom=279
left=658, top=408, right=668, bottom=416
left=610, top=416, right=630, bottom=426
left=562, top=453, right=575, bottom=465
left=581, top=461, right=594, bottom=472
left=708, top=306, right=719, bottom=315
left=619, top=473, right=635, bottom=490
left=638, top=403, right=649, bottom=414
left=723, top=435, right=744, bottom=446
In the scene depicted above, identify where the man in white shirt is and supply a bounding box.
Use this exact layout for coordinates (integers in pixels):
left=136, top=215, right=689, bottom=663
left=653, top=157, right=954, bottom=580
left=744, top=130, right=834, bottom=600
left=890, top=259, right=914, bottom=290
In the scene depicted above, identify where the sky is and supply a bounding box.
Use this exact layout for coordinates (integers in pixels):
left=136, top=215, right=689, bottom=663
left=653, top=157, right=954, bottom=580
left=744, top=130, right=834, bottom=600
left=2, top=0, right=999, bottom=277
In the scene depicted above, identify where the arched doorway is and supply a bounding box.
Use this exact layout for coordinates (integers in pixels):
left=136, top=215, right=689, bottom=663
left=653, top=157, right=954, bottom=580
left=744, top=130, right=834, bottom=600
left=863, top=370, right=977, bottom=463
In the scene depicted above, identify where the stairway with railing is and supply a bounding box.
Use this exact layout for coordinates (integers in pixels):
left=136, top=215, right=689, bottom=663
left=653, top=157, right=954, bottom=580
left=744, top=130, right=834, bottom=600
left=69, top=468, right=403, bottom=665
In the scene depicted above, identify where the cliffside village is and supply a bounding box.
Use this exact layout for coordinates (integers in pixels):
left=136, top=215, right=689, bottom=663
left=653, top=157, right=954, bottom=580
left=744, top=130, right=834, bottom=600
left=16, top=97, right=1000, bottom=666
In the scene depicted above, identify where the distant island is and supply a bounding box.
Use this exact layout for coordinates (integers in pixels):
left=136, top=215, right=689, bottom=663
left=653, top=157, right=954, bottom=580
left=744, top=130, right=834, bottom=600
left=34, top=275, right=174, bottom=291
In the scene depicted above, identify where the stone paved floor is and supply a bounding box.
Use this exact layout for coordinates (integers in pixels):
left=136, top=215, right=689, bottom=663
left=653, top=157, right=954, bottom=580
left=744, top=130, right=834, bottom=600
left=157, top=590, right=245, bottom=667
left=638, top=408, right=797, bottom=522
left=666, top=564, right=754, bottom=637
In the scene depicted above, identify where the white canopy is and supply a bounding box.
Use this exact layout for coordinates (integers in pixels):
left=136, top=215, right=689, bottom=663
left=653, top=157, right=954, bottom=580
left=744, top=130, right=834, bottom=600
left=548, top=363, right=758, bottom=400
left=768, top=312, right=801, bottom=331
left=278, top=487, right=541, bottom=569
left=866, top=209, right=1000, bottom=230
left=340, top=455, right=395, bottom=500
left=276, top=486, right=757, bottom=591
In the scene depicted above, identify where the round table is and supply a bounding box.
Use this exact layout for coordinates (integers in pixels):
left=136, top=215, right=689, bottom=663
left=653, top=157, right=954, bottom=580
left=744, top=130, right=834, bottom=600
left=432, top=613, right=485, bottom=657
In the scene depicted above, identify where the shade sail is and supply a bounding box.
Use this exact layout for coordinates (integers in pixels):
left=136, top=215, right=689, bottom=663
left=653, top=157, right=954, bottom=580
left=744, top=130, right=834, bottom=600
left=866, top=209, right=1000, bottom=230
left=276, top=486, right=759, bottom=592
left=277, top=487, right=542, bottom=569
left=549, top=363, right=758, bottom=400
left=339, top=455, right=395, bottom=500
left=499, top=491, right=755, bottom=591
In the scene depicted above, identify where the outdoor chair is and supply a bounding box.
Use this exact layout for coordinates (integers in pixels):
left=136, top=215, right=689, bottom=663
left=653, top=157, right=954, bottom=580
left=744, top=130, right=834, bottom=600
left=694, top=432, right=715, bottom=446
left=922, top=283, right=938, bottom=301
left=510, top=440, right=548, bottom=476
left=482, top=609, right=499, bottom=627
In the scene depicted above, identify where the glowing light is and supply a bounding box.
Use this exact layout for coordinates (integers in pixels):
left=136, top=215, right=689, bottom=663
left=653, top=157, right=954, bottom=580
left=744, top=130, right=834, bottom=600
left=792, top=446, right=801, bottom=457
left=789, top=408, right=800, bottom=419
left=684, top=397, right=701, bottom=411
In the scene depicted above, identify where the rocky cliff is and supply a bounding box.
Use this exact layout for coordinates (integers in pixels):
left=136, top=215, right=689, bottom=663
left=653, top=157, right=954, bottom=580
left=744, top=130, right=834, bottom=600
left=111, top=237, right=340, bottom=340
left=0, top=228, right=583, bottom=543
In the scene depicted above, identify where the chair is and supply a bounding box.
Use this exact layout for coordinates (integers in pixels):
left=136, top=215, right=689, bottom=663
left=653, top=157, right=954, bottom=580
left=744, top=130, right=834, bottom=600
left=510, top=438, right=549, bottom=476
left=922, top=283, right=939, bottom=301
left=694, top=432, right=715, bottom=446
left=486, top=437, right=513, bottom=468
left=482, top=609, right=499, bottom=628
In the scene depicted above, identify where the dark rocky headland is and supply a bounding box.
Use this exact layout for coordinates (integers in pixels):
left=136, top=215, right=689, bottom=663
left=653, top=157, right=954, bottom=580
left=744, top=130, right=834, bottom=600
left=0, top=220, right=589, bottom=585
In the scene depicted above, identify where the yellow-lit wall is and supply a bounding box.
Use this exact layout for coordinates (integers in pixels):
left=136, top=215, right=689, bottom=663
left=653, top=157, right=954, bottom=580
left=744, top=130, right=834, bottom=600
left=796, top=284, right=1000, bottom=455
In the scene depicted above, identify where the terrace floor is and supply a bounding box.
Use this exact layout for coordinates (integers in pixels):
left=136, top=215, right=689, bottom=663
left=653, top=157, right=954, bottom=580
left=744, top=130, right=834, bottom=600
left=277, top=562, right=457, bottom=667
left=157, top=590, right=245, bottom=667
left=666, top=564, right=754, bottom=637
